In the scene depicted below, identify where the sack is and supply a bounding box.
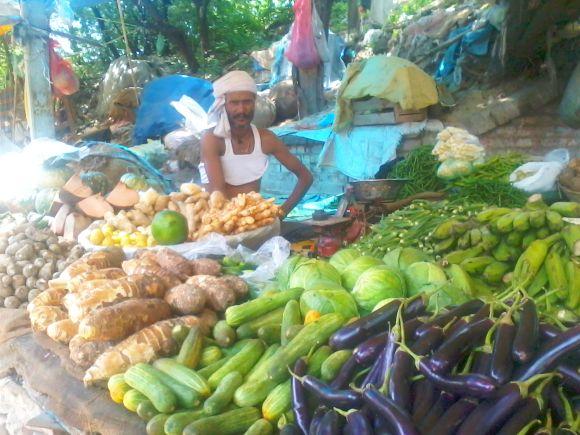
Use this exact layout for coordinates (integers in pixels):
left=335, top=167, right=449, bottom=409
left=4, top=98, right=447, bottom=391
left=285, top=0, right=320, bottom=69
left=49, top=40, right=79, bottom=97
left=510, top=162, right=565, bottom=193
left=312, top=7, right=330, bottom=63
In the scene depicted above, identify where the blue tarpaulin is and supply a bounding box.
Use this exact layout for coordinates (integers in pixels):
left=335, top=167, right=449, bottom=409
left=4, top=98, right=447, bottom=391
left=133, top=75, right=214, bottom=145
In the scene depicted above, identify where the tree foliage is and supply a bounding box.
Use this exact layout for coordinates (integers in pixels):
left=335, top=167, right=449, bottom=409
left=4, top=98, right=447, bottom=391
left=67, top=0, right=294, bottom=80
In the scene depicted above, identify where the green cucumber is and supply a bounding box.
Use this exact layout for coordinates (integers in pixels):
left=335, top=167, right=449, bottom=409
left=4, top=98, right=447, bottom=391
left=203, top=371, right=244, bottom=415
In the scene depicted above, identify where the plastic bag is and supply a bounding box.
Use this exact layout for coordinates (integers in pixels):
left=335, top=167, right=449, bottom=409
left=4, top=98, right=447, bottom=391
left=285, top=0, right=321, bottom=69
left=437, top=159, right=474, bottom=180
left=510, top=162, right=565, bottom=193
left=170, top=95, right=208, bottom=139
left=49, top=40, right=79, bottom=97
left=312, top=6, right=330, bottom=63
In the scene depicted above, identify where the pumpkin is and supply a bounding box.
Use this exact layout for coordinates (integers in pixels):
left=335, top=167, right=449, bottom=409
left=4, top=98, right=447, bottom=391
left=120, top=173, right=149, bottom=191
left=80, top=172, right=110, bottom=194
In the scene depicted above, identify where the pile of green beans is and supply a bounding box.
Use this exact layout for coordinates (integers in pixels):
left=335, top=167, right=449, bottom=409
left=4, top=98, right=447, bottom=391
left=388, top=146, right=445, bottom=198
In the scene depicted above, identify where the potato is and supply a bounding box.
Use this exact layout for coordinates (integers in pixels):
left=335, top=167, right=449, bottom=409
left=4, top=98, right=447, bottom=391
left=33, top=258, right=45, bottom=269
left=19, top=302, right=28, bottom=310
left=36, top=279, right=48, bottom=290
left=15, top=286, right=29, bottom=301
left=0, top=254, right=10, bottom=267
left=22, top=264, right=38, bottom=278
left=28, top=289, right=41, bottom=302
left=1, top=275, right=12, bottom=288
left=39, top=263, right=54, bottom=281
left=5, top=243, right=20, bottom=256
left=164, top=283, right=207, bottom=314
left=0, top=296, right=4, bottom=307
left=12, top=275, right=25, bottom=288
left=69, top=245, right=85, bottom=259
left=48, top=244, right=62, bottom=254
left=56, top=260, right=67, bottom=272
left=0, top=241, right=8, bottom=254
left=0, top=285, right=14, bottom=298
left=33, top=242, right=45, bottom=252
left=26, top=277, right=37, bottom=289
left=6, top=263, right=21, bottom=276
left=4, top=296, right=20, bottom=309
left=191, top=258, right=222, bottom=276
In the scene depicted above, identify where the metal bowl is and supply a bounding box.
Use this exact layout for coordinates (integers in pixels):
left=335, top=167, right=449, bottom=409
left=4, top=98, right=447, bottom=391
left=351, top=179, right=409, bottom=202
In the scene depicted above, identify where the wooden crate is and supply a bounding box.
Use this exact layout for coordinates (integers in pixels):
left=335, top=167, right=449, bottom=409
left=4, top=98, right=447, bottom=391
left=352, top=100, right=427, bottom=126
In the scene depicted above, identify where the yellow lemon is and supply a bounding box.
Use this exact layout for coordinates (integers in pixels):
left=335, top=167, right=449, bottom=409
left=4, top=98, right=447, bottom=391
left=101, top=224, right=114, bottom=235
left=89, top=228, right=104, bottom=245
left=101, top=237, right=114, bottom=247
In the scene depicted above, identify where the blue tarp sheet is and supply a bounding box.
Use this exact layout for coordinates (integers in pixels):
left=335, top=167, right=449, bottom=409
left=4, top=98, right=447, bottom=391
left=133, top=75, right=214, bottom=145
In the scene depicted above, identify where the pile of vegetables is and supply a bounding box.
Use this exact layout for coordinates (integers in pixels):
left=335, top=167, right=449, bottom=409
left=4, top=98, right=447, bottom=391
left=289, top=296, right=580, bottom=434
left=26, top=248, right=248, bottom=380
left=104, top=286, right=349, bottom=434
left=0, top=215, right=84, bottom=309
left=428, top=197, right=580, bottom=321
left=354, top=200, right=484, bottom=257
left=387, top=146, right=445, bottom=199
left=90, top=183, right=282, bottom=248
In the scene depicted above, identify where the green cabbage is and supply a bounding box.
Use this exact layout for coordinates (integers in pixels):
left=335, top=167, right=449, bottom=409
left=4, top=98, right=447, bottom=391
left=300, top=288, right=359, bottom=318
left=288, top=259, right=342, bottom=291
left=404, top=261, right=447, bottom=296
left=351, top=265, right=407, bottom=311
left=341, top=256, right=384, bottom=290
left=383, top=247, right=431, bottom=271
left=329, top=249, right=361, bottom=272
left=373, top=298, right=401, bottom=312
left=277, top=256, right=310, bottom=290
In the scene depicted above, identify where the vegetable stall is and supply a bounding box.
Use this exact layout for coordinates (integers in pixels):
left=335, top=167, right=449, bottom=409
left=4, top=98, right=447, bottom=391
left=0, top=136, right=578, bottom=434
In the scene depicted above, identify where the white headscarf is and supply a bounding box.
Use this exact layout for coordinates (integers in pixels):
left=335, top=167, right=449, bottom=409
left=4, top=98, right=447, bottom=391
left=207, top=70, right=257, bottom=138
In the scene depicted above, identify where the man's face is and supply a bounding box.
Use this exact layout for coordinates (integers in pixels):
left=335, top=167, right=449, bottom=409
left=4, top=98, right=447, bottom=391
left=225, top=91, right=256, bottom=129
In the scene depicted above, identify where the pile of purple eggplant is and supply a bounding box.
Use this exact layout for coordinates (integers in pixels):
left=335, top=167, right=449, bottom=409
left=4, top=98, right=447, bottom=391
left=285, top=296, right=580, bottom=435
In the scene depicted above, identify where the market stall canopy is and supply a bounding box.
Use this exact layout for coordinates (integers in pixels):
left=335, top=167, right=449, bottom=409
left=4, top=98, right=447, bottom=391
left=0, top=0, right=20, bottom=33
left=334, top=55, right=438, bottom=132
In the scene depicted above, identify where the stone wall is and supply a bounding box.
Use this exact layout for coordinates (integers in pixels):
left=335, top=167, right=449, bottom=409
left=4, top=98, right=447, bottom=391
left=479, top=104, right=580, bottom=158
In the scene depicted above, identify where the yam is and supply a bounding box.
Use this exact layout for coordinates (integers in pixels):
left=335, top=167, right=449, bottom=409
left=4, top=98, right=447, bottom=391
left=51, top=203, right=72, bottom=236
left=27, top=287, right=68, bottom=313
left=60, top=173, right=93, bottom=203
left=220, top=275, right=248, bottom=298
left=63, top=248, right=125, bottom=279
left=105, top=182, right=140, bottom=208
left=47, top=319, right=78, bottom=344
left=155, top=249, right=193, bottom=280
left=164, top=283, right=206, bottom=315
left=67, top=268, right=126, bottom=292
left=77, top=298, right=173, bottom=341
left=83, top=311, right=217, bottom=385
left=30, top=306, right=67, bottom=332
left=77, top=194, right=114, bottom=219
left=69, top=335, right=114, bottom=369
left=63, top=213, right=92, bottom=241
left=191, top=258, right=222, bottom=276
left=186, top=275, right=236, bottom=312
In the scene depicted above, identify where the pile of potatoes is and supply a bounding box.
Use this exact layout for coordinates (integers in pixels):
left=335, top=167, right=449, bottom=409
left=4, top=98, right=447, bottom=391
left=0, top=217, right=85, bottom=309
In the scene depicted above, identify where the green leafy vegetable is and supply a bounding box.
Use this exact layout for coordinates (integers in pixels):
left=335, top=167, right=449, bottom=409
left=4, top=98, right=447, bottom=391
left=351, top=265, right=407, bottom=311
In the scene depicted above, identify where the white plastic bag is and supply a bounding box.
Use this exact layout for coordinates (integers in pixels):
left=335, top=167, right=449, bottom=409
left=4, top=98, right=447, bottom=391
left=510, top=162, right=565, bottom=193
left=509, top=148, right=570, bottom=193
left=170, top=95, right=208, bottom=139
left=312, top=6, right=331, bottom=63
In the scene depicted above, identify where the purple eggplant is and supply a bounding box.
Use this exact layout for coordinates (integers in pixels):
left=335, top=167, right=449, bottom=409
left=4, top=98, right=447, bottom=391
left=308, top=407, right=327, bottom=435
left=404, top=317, right=425, bottom=338
left=489, top=313, right=516, bottom=384
left=330, top=295, right=427, bottom=349
left=444, top=318, right=468, bottom=340
left=280, top=425, right=301, bottom=435
left=329, top=355, right=357, bottom=389
left=456, top=383, right=526, bottom=435
left=411, top=379, right=437, bottom=425
left=301, top=375, right=363, bottom=409
left=512, top=299, right=539, bottom=364
left=354, top=332, right=388, bottom=365
left=514, top=324, right=580, bottom=381
left=419, top=359, right=499, bottom=398
left=376, top=328, right=399, bottom=389
left=417, top=391, right=456, bottom=433
left=315, top=409, right=339, bottom=435
left=362, top=349, right=386, bottom=388
left=412, top=325, right=445, bottom=355
left=539, top=322, right=561, bottom=341
left=547, top=384, right=567, bottom=425
left=496, top=397, right=541, bottom=435
left=414, top=300, right=484, bottom=339
left=292, top=358, right=310, bottom=435
left=557, top=364, right=580, bottom=395
left=472, top=303, right=492, bottom=319
left=388, top=350, right=414, bottom=411
left=344, top=410, right=373, bottom=435
left=363, top=388, right=420, bottom=435
left=472, top=350, right=492, bottom=375
left=426, top=397, right=478, bottom=435
left=427, top=317, right=493, bottom=374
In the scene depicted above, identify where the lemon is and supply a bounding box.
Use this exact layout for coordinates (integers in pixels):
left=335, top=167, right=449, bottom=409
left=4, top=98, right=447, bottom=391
left=101, top=224, right=114, bottom=236
left=101, top=237, right=114, bottom=247
left=89, top=228, right=104, bottom=245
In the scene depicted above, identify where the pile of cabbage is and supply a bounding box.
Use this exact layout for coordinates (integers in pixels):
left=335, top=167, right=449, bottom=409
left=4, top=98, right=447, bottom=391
left=276, top=247, right=473, bottom=316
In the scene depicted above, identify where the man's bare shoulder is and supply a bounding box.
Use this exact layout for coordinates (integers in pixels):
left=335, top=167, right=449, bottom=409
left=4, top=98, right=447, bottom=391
left=257, top=128, right=284, bottom=153
left=201, top=129, right=225, bottom=153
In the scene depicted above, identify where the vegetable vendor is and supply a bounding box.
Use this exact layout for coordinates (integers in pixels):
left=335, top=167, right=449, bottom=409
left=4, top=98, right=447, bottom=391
left=200, top=71, right=313, bottom=217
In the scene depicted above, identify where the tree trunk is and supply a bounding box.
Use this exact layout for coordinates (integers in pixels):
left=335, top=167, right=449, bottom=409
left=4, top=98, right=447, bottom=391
left=91, top=6, right=120, bottom=59
left=347, top=0, right=359, bottom=37
left=294, top=0, right=333, bottom=117
left=194, top=0, right=210, bottom=54
left=137, top=0, right=199, bottom=72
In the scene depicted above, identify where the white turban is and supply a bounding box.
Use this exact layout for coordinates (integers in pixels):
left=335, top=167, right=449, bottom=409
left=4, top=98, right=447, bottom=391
left=207, top=70, right=257, bottom=138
